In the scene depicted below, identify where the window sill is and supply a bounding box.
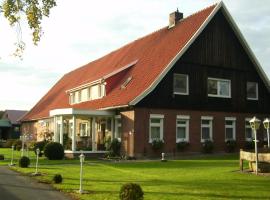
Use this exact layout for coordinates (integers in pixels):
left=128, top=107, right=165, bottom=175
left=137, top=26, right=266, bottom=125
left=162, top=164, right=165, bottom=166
left=247, top=98, right=258, bottom=101
left=174, top=92, right=189, bottom=95
left=201, top=139, right=213, bottom=143
left=208, top=94, right=231, bottom=98
left=176, top=139, right=189, bottom=143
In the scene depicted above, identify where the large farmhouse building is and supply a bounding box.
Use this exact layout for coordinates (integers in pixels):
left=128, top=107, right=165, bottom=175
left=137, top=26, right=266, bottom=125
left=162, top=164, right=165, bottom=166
left=21, top=2, right=270, bottom=157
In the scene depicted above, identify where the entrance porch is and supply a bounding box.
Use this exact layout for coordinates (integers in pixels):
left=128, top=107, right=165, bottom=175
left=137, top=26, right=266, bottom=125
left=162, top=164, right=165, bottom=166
left=49, top=108, right=120, bottom=155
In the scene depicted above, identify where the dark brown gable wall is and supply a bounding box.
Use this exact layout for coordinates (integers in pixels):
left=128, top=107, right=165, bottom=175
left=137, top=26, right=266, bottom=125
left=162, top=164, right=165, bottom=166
left=136, top=10, right=270, bottom=114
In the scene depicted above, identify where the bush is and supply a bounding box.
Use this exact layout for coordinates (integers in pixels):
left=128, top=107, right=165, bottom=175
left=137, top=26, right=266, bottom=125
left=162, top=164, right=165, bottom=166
left=202, top=140, right=214, bottom=153
left=119, top=183, right=144, bottom=200
left=244, top=141, right=254, bottom=150
left=225, top=140, right=237, bottom=153
left=44, top=142, right=64, bottom=160
left=109, top=138, right=121, bottom=156
left=3, top=139, right=15, bottom=148
left=19, top=156, right=30, bottom=168
left=33, top=140, right=48, bottom=156
left=53, top=174, right=63, bottom=184
left=176, top=141, right=189, bottom=152
left=0, top=154, right=4, bottom=160
left=151, top=139, right=164, bottom=151
left=13, top=139, right=22, bottom=151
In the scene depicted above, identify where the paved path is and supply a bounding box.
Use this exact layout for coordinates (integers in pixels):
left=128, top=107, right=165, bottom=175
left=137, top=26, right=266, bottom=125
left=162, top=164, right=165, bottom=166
left=0, top=166, right=73, bottom=200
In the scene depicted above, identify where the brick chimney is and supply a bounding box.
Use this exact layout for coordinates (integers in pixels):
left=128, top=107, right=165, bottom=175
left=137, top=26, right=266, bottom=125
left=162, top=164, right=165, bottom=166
left=168, top=8, right=183, bottom=28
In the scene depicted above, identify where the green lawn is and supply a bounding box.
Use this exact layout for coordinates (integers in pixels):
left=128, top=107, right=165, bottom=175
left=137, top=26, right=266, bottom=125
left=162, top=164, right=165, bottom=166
left=0, top=148, right=269, bottom=200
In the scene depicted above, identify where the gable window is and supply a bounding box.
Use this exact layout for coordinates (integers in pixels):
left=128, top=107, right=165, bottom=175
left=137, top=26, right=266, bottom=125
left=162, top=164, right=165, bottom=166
left=208, top=78, right=231, bottom=98
left=225, top=117, right=236, bottom=141
left=176, top=115, right=190, bottom=142
left=245, top=118, right=253, bottom=141
left=149, top=114, right=164, bottom=143
left=247, top=82, right=258, bottom=100
left=201, top=116, right=213, bottom=142
left=115, top=115, right=122, bottom=140
left=173, top=74, right=189, bottom=95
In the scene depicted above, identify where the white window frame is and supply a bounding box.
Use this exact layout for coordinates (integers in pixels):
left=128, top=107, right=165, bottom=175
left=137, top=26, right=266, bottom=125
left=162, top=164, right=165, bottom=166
left=173, top=74, right=189, bottom=95
left=247, top=82, right=258, bottom=100
left=245, top=118, right=253, bottom=141
left=114, top=115, right=122, bottom=141
left=201, top=116, right=213, bottom=142
left=176, top=115, right=190, bottom=142
left=149, top=114, right=164, bottom=143
left=207, top=77, right=231, bottom=98
left=225, top=117, right=236, bottom=141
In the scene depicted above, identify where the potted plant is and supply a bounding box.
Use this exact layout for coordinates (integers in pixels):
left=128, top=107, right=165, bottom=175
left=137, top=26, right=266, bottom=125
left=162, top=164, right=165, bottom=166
left=176, top=141, right=189, bottom=152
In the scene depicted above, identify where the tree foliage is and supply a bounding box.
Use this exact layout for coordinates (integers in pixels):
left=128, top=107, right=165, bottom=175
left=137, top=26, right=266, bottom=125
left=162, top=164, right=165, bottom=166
left=0, top=0, right=56, bottom=57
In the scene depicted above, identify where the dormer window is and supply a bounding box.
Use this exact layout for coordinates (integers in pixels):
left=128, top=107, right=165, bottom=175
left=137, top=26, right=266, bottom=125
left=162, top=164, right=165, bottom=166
left=69, top=83, right=106, bottom=105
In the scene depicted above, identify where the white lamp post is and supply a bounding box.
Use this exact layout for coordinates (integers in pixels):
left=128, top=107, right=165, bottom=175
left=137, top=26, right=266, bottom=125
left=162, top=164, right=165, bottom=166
left=79, top=152, right=85, bottom=194
left=263, top=118, right=270, bottom=148
left=20, top=135, right=26, bottom=157
left=249, top=116, right=261, bottom=175
left=9, top=145, right=15, bottom=166
left=33, top=148, right=40, bottom=176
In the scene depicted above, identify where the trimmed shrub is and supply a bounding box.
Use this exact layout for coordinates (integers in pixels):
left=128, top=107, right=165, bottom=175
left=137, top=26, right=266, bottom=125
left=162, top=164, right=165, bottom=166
left=225, top=140, right=237, bottom=153
left=33, top=140, right=48, bottom=156
left=119, top=183, right=144, bottom=200
left=176, top=141, right=189, bottom=152
left=202, top=140, right=214, bottom=153
left=151, top=139, right=164, bottom=151
left=19, top=156, right=30, bottom=168
left=13, top=139, right=22, bottom=151
left=244, top=141, right=254, bottom=150
left=53, top=174, right=63, bottom=184
left=109, top=138, right=121, bottom=156
left=44, top=142, right=64, bottom=160
left=0, top=154, right=4, bottom=160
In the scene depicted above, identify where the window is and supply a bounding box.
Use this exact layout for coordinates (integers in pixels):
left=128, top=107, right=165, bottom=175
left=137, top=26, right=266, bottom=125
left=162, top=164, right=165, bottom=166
left=149, top=114, right=164, bottom=142
left=247, top=82, right=258, bottom=100
left=115, top=116, right=122, bottom=140
left=245, top=118, right=252, bottom=141
left=176, top=115, right=190, bottom=142
left=69, top=93, right=74, bottom=104
left=201, top=116, right=213, bottom=142
left=79, top=122, right=88, bottom=137
left=225, top=117, right=236, bottom=141
left=81, top=88, right=88, bottom=102
left=208, top=78, right=231, bottom=98
left=173, top=74, right=189, bottom=95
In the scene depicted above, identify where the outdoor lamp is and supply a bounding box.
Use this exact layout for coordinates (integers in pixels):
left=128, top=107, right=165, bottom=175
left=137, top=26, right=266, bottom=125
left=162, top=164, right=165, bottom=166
left=263, top=118, right=270, bottom=148
left=79, top=152, right=85, bottom=194
left=249, top=117, right=261, bottom=130
left=249, top=116, right=261, bottom=175
left=263, top=118, right=270, bottom=129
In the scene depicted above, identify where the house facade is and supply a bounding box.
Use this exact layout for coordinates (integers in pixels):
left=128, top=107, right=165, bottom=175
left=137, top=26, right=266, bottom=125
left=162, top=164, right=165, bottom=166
left=0, top=110, right=28, bottom=140
left=21, top=2, right=270, bottom=157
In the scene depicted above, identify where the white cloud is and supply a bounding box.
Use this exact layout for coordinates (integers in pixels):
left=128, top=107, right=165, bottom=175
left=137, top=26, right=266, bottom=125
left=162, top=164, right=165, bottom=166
left=0, top=0, right=269, bottom=110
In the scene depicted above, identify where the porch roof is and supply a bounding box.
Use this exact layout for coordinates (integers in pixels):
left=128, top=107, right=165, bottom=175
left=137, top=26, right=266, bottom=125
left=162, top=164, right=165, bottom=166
left=0, top=119, right=12, bottom=127
left=49, top=108, right=115, bottom=117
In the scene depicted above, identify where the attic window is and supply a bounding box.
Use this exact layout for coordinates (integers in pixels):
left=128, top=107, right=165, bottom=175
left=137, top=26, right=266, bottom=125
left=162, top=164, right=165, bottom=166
left=121, top=76, right=132, bottom=89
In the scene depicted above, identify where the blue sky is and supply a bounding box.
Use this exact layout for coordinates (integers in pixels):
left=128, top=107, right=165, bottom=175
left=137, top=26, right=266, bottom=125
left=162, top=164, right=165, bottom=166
left=0, top=0, right=269, bottom=110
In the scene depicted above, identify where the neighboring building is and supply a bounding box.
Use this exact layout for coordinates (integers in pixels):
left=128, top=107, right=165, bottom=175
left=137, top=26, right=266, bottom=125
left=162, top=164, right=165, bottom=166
left=21, top=2, right=270, bottom=157
left=0, top=110, right=28, bottom=140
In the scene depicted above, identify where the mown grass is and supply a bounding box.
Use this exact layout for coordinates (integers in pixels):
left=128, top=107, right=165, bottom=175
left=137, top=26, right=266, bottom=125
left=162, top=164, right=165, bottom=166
left=0, top=148, right=269, bottom=200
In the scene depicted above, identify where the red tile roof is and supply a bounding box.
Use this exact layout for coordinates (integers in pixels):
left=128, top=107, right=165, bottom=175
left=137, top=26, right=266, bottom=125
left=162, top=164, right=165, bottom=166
left=22, top=4, right=217, bottom=121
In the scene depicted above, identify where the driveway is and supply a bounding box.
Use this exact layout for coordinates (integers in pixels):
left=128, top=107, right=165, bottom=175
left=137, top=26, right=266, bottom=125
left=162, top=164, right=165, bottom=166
left=0, top=166, right=73, bottom=200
